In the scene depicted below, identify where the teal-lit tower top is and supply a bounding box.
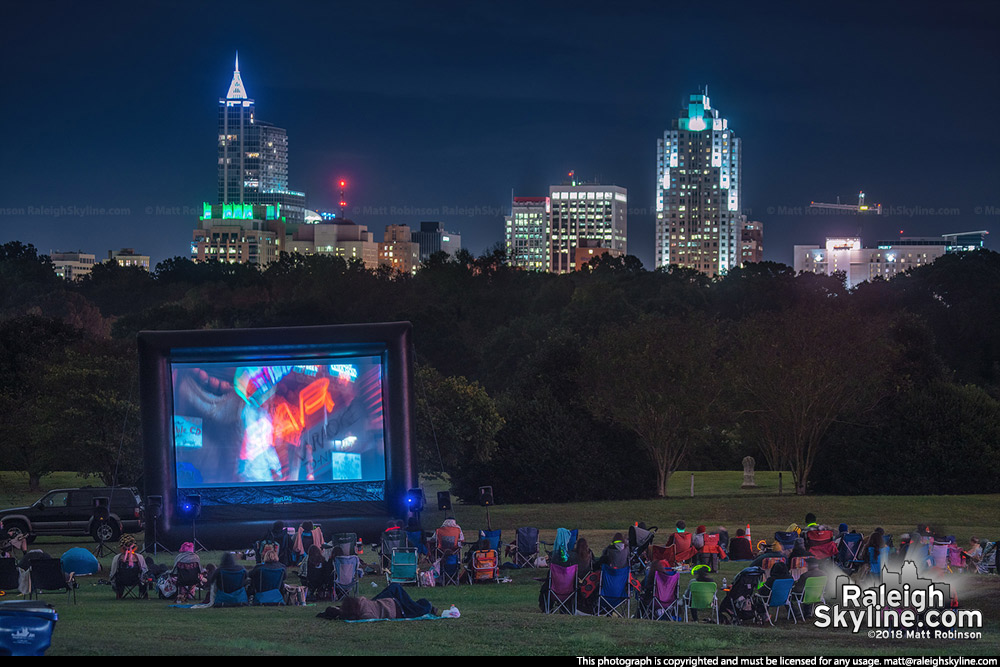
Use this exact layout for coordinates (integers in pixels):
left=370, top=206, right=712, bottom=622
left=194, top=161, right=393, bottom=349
left=654, top=90, right=742, bottom=276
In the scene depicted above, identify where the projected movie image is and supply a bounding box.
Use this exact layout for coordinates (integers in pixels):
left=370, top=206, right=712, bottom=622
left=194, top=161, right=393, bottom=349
left=171, top=357, right=385, bottom=488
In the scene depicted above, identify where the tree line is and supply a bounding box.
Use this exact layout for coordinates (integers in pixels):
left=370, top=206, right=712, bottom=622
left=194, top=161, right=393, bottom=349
left=2, top=240, right=999, bottom=499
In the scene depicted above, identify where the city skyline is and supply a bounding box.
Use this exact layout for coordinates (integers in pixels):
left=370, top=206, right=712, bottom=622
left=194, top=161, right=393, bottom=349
left=1, top=1, right=997, bottom=270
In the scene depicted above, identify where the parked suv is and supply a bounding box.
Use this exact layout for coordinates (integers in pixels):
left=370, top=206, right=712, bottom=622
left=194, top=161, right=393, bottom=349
left=1, top=486, right=144, bottom=544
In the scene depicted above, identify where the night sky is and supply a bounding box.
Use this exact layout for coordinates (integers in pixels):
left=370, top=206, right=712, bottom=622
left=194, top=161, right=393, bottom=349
left=2, top=1, right=998, bottom=269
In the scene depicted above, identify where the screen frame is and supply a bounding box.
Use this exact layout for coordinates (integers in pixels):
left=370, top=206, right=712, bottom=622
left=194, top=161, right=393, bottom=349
left=138, top=322, right=415, bottom=548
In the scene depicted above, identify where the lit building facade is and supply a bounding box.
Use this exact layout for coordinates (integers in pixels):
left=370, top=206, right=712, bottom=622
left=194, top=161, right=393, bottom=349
left=378, top=224, right=421, bottom=275
left=548, top=184, right=627, bottom=274
left=287, top=220, right=379, bottom=267
left=218, top=55, right=307, bottom=224
left=411, top=221, right=461, bottom=262
left=50, top=251, right=96, bottom=281
left=107, top=248, right=150, bottom=270
left=655, top=91, right=741, bottom=276
left=505, top=197, right=550, bottom=272
left=794, top=237, right=946, bottom=288
left=741, top=219, right=764, bottom=265
left=574, top=239, right=625, bottom=271
left=192, top=202, right=285, bottom=266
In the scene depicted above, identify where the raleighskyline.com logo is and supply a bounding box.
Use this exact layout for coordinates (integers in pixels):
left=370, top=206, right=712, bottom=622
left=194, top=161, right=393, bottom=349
left=813, top=561, right=983, bottom=639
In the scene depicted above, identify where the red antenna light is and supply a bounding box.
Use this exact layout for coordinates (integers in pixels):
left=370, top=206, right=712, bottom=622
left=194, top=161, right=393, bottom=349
left=339, top=180, right=346, bottom=188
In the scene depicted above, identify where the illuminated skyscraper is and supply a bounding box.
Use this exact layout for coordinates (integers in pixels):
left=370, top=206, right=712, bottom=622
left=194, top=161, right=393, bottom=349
left=505, top=197, right=550, bottom=271
left=218, top=54, right=306, bottom=224
left=548, top=184, right=627, bottom=274
left=655, top=91, right=742, bottom=276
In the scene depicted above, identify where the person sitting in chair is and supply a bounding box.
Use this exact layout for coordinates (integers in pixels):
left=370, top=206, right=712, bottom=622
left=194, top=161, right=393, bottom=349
left=109, top=535, right=147, bottom=597
left=596, top=533, right=628, bottom=569
left=249, top=545, right=287, bottom=604
left=170, top=542, right=202, bottom=603
left=728, top=528, right=755, bottom=561
left=683, top=564, right=715, bottom=621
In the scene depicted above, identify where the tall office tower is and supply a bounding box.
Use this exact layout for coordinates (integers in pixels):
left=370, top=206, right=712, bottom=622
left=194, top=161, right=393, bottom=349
left=548, top=184, right=627, bottom=274
left=505, top=196, right=550, bottom=271
left=218, top=54, right=307, bottom=224
left=655, top=90, right=741, bottom=277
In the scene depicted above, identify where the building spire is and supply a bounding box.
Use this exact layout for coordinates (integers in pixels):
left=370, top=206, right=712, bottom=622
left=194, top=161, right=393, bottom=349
left=227, top=52, right=247, bottom=100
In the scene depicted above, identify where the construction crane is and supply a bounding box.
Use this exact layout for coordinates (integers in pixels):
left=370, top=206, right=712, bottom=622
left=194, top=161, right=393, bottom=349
left=809, top=190, right=882, bottom=214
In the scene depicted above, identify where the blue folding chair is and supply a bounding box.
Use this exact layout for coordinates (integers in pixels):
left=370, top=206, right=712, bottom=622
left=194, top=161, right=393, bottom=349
left=596, top=565, right=631, bottom=618
left=251, top=567, right=285, bottom=605
left=333, top=555, right=363, bottom=598
left=479, top=529, right=502, bottom=552
left=754, top=577, right=796, bottom=624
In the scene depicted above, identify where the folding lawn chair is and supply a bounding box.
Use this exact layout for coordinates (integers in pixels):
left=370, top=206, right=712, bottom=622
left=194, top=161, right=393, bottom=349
left=333, top=554, right=363, bottom=598
left=301, top=558, right=334, bottom=601
left=791, top=575, right=827, bottom=621
left=479, top=529, right=502, bottom=552
left=438, top=552, right=461, bottom=586
left=332, top=532, right=358, bottom=556
left=546, top=563, right=578, bottom=614
left=596, top=565, right=630, bottom=618
left=774, top=531, right=798, bottom=554
left=380, top=527, right=409, bottom=570
left=386, top=547, right=418, bottom=586
left=760, top=557, right=784, bottom=580
left=434, top=525, right=462, bottom=562
left=174, top=561, right=202, bottom=602
left=512, top=527, right=540, bottom=568
left=788, top=557, right=808, bottom=581
left=869, top=546, right=890, bottom=580
left=1, top=558, right=21, bottom=596
left=836, top=533, right=866, bottom=572
left=212, top=568, right=250, bottom=606
left=114, top=561, right=148, bottom=600
left=754, top=577, right=796, bottom=625
left=670, top=532, right=697, bottom=564
left=29, top=559, right=75, bottom=605
left=470, top=548, right=499, bottom=583
left=638, top=569, right=680, bottom=620
left=683, top=580, right=718, bottom=623
left=250, top=568, right=286, bottom=605
left=805, top=530, right=838, bottom=559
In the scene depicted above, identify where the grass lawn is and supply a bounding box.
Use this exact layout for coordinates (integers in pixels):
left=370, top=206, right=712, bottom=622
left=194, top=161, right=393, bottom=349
left=2, top=471, right=998, bottom=656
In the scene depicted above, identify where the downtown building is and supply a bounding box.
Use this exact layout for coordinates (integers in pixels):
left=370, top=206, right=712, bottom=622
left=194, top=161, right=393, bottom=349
left=286, top=219, right=380, bottom=267
left=505, top=184, right=626, bottom=274
left=793, top=231, right=988, bottom=289
left=505, top=197, right=550, bottom=272
left=192, top=202, right=285, bottom=266
left=378, top=224, right=421, bottom=275
left=655, top=91, right=743, bottom=277
left=411, top=221, right=461, bottom=262
left=218, top=55, right=307, bottom=225
left=50, top=251, right=96, bottom=281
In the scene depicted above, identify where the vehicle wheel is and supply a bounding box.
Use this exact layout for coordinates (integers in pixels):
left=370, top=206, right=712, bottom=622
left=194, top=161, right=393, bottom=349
left=92, top=521, right=121, bottom=544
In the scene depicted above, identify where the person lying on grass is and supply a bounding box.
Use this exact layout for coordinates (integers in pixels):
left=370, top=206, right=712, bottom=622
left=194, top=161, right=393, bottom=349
left=316, top=583, right=439, bottom=620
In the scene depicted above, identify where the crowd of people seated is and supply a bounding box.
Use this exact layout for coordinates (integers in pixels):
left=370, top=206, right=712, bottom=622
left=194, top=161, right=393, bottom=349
left=2, top=509, right=994, bottom=621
